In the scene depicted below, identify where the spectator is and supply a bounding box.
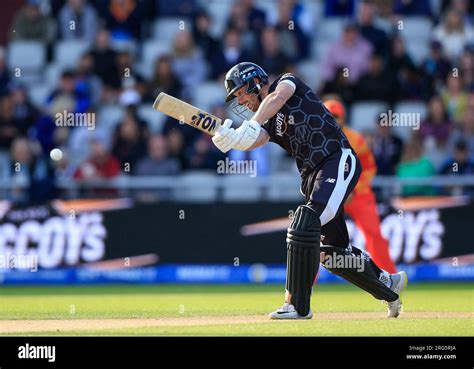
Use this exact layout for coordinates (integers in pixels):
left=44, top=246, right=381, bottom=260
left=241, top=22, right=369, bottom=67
left=434, top=8, right=474, bottom=59
left=74, top=132, right=121, bottom=180
left=448, top=105, right=474, bottom=156
left=59, top=0, right=98, bottom=43
left=393, top=0, right=432, bottom=16
left=75, top=53, right=102, bottom=106
left=144, top=55, right=183, bottom=102
left=135, top=135, right=181, bottom=176
left=9, top=137, right=56, bottom=204
left=112, top=110, right=148, bottom=172
left=112, top=50, right=146, bottom=96
left=440, top=139, right=474, bottom=174
left=171, top=31, right=207, bottom=97
left=165, top=128, right=187, bottom=170
left=420, top=95, right=453, bottom=147
left=226, top=1, right=264, bottom=53
left=440, top=139, right=474, bottom=195
left=269, top=0, right=310, bottom=61
left=185, top=133, right=224, bottom=170
left=322, top=23, right=373, bottom=84
left=90, top=30, right=118, bottom=89
left=0, top=48, right=10, bottom=95
left=357, top=0, right=389, bottom=57
left=421, top=41, right=452, bottom=96
left=0, top=94, right=21, bottom=151
left=324, top=0, right=355, bottom=16
left=192, top=10, right=220, bottom=61
left=371, top=121, right=404, bottom=175
left=47, top=70, right=91, bottom=114
left=460, top=45, right=474, bottom=89
left=10, top=84, right=39, bottom=136
left=100, top=0, right=144, bottom=40
left=355, top=53, right=394, bottom=102
left=319, top=68, right=356, bottom=107
left=441, top=0, right=474, bottom=24
left=34, top=95, right=74, bottom=155
left=210, top=28, right=249, bottom=80
left=396, top=137, right=436, bottom=196
left=441, top=73, right=468, bottom=123
left=255, top=26, right=292, bottom=78
left=387, top=36, right=423, bottom=101
left=10, top=0, right=51, bottom=43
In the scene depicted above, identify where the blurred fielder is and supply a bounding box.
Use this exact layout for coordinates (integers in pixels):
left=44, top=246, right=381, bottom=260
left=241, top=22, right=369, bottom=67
left=212, top=62, right=407, bottom=319
left=323, top=99, right=397, bottom=274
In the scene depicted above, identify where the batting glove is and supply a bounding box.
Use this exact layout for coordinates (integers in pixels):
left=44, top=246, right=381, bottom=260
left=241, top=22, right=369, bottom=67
left=233, top=119, right=262, bottom=150
left=212, top=119, right=240, bottom=153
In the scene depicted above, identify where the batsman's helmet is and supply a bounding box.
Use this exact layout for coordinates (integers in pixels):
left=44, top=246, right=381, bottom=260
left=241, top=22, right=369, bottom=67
left=224, top=62, right=268, bottom=103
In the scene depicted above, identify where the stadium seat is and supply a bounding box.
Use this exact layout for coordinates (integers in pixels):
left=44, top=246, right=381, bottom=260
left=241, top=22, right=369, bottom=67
left=97, top=105, right=125, bottom=131
left=110, top=39, right=137, bottom=54
left=350, top=101, right=389, bottom=132
left=174, top=171, right=218, bottom=202
left=317, top=18, right=349, bottom=42
left=140, top=40, right=170, bottom=80
left=405, top=40, right=430, bottom=65
left=222, top=174, right=262, bottom=202
left=54, top=40, right=91, bottom=69
left=198, top=0, right=231, bottom=37
left=398, top=17, right=433, bottom=43
left=393, top=101, right=428, bottom=141
left=137, top=104, right=167, bottom=133
left=7, top=41, right=46, bottom=80
left=45, top=62, right=65, bottom=86
left=28, top=84, right=52, bottom=108
left=297, top=60, right=321, bottom=90
left=151, top=17, right=190, bottom=44
left=311, top=38, right=333, bottom=60
left=192, top=82, right=225, bottom=113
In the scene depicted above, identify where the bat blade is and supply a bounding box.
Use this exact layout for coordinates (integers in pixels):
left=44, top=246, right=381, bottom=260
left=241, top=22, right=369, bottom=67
left=153, top=92, right=222, bottom=136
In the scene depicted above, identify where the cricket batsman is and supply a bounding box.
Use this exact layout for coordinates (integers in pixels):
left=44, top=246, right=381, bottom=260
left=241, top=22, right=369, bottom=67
left=212, top=62, right=407, bottom=319
left=323, top=99, right=397, bottom=274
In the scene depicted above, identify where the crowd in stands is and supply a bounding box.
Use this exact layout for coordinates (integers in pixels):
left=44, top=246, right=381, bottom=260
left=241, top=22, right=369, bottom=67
left=0, top=0, right=473, bottom=202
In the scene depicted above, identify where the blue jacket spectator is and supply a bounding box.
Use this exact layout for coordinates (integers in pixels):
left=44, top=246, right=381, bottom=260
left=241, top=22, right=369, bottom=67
left=324, top=0, right=355, bottom=16
left=393, top=0, right=432, bottom=16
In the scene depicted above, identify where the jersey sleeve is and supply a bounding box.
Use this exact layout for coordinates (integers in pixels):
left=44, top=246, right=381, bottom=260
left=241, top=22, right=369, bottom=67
left=275, top=73, right=300, bottom=93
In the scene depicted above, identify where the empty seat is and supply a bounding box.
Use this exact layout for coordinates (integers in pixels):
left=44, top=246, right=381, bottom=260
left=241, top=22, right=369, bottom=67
left=45, top=62, right=65, bottom=86
left=350, top=101, right=389, bottom=132
left=192, top=82, right=225, bottom=113
left=398, top=17, right=433, bottom=43
left=137, top=104, right=166, bottom=133
left=405, top=40, right=430, bottom=65
left=141, top=40, right=171, bottom=79
left=97, top=105, right=125, bottom=130
left=151, top=17, right=190, bottom=43
left=7, top=41, right=46, bottom=77
left=28, top=83, right=52, bottom=108
left=311, top=38, right=333, bottom=60
left=297, top=60, right=321, bottom=90
left=55, top=40, right=91, bottom=69
left=317, top=18, right=349, bottom=42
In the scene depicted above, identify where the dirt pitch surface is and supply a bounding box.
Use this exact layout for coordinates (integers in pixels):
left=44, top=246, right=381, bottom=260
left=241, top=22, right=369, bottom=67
left=1, top=311, right=472, bottom=334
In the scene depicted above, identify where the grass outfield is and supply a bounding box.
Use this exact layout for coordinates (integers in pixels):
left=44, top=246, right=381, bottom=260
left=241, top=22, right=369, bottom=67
left=0, top=282, right=472, bottom=336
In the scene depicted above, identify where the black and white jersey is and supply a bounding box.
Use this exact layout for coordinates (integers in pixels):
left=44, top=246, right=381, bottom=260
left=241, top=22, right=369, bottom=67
left=262, top=73, right=351, bottom=178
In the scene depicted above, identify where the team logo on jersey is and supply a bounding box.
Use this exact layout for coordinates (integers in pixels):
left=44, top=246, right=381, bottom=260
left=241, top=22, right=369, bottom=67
left=275, top=112, right=287, bottom=137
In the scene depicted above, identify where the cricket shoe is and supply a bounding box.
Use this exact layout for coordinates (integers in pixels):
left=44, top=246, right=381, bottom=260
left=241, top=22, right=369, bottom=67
left=386, top=271, right=408, bottom=318
left=269, top=303, right=313, bottom=320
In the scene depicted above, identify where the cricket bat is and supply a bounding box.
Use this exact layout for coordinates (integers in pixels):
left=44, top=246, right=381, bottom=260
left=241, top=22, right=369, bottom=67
left=153, top=92, right=222, bottom=136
